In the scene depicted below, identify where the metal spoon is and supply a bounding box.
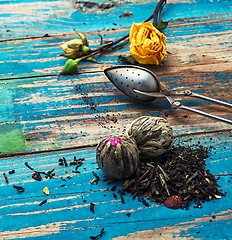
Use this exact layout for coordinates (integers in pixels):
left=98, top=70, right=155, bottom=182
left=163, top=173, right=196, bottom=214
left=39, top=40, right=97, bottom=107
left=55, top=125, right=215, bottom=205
left=104, top=65, right=232, bottom=125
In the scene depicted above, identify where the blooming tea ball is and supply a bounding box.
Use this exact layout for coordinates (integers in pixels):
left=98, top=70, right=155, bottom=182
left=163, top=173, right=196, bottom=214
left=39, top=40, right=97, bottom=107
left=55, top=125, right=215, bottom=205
left=126, top=116, right=174, bottom=160
left=96, top=136, right=139, bottom=180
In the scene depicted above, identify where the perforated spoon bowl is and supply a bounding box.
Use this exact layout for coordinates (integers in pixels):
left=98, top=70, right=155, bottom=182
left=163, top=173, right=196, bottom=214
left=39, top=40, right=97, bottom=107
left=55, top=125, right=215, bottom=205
left=104, top=65, right=160, bottom=102
left=104, top=65, right=232, bottom=125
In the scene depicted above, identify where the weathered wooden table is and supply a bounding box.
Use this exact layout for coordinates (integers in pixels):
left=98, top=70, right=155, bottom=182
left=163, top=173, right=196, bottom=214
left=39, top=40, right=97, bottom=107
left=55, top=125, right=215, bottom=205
left=0, top=0, right=231, bottom=239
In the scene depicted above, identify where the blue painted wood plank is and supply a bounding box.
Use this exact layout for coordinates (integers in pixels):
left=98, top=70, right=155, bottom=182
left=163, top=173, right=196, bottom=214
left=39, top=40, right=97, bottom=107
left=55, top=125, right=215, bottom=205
left=0, top=0, right=231, bottom=155
left=0, top=69, right=231, bottom=155
left=0, top=14, right=231, bottom=155
left=0, top=0, right=231, bottom=39
left=0, top=133, right=231, bottom=239
left=0, top=17, right=231, bottom=79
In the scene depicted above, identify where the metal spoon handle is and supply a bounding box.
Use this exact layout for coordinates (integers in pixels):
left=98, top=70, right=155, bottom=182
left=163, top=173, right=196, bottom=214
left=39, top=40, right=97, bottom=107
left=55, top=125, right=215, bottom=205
left=176, top=104, right=232, bottom=125
left=190, top=92, right=232, bottom=108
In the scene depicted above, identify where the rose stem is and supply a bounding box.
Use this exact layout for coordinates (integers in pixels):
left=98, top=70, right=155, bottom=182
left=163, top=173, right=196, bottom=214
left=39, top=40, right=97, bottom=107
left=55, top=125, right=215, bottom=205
left=150, top=0, right=167, bottom=26
left=80, top=0, right=166, bottom=61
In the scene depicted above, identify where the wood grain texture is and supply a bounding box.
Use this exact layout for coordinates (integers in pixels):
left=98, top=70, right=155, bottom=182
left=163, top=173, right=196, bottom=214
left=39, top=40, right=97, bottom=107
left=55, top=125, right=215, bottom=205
left=0, top=133, right=231, bottom=239
left=0, top=0, right=231, bottom=39
left=0, top=70, right=232, bottom=155
left=0, top=19, right=231, bottom=155
left=0, top=17, right=231, bottom=79
left=0, top=0, right=232, bottom=238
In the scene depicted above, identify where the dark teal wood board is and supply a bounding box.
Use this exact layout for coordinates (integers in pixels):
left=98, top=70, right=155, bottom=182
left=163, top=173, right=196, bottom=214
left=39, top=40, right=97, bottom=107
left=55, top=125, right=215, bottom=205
left=0, top=133, right=232, bottom=239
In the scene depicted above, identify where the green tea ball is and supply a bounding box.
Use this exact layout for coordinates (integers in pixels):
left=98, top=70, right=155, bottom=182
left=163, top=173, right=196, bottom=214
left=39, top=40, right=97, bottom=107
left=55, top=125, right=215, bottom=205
left=96, top=136, right=139, bottom=180
left=126, top=116, right=174, bottom=160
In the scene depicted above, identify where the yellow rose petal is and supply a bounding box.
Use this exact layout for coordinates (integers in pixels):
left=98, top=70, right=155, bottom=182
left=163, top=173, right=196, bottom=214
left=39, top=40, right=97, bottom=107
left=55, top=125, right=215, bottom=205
left=129, top=21, right=167, bottom=65
left=43, top=187, right=50, bottom=195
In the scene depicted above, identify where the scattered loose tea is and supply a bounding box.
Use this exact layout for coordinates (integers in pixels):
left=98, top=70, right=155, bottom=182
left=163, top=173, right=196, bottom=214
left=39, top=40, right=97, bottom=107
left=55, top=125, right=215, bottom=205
left=47, top=169, right=55, bottom=176
left=8, top=170, right=15, bottom=174
left=32, top=172, right=42, bottom=181
left=59, top=158, right=64, bottom=166
left=93, top=171, right=100, bottom=180
left=69, top=157, right=85, bottom=173
left=141, top=197, right=150, bottom=207
left=25, top=162, right=54, bottom=180
left=74, top=84, right=98, bottom=112
left=13, top=185, right=25, bottom=193
left=90, top=228, right=104, bottom=239
left=25, top=162, right=34, bottom=171
left=72, top=168, right=81, bottom=174
left=63, top=157, right=68, bottom=166
left=70, top=157, right=85, bottom=166
left=69, top=161, right=78, bottom=165
left=90, top=178, right=98, bottom=185
left=3, top=173, right=9, bottom=184
left=58, top=157, right=68, bottom=166
left=118, top=190, right=125, bottom=204
left=111, top=185, right=117, bottom=191
left=90, top=171, right=101, bottom=185
left=122, top=144, right=225, bottom=209
left=39, top=199, right=47, bottom=206
left=90, top=203, right=95, bottom=213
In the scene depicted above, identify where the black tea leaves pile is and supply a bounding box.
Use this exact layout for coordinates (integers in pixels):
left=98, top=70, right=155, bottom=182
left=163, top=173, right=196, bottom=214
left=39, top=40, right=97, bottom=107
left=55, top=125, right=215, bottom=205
left=123, top=144, right=225, bottom=209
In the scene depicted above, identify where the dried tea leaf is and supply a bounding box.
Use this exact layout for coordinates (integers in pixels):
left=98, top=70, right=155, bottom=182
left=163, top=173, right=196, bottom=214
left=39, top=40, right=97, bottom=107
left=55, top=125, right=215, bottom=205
left=90, top=203, right=95, bottom=213
left=90, top=228, right=104, bottom=239
left=32, top=172, right=42, bottom=181
left=39, top=199, right=47, bottom=206
left=8, top=170, right=15, bottom=174
left=3, top=173, right=9, bottom=184
left=13, top=185, right=25, bottom=193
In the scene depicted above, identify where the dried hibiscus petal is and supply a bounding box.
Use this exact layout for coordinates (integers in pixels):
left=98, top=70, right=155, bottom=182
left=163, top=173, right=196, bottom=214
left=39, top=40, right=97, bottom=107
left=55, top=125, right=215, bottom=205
left=164, top=195, right=182, bottom=209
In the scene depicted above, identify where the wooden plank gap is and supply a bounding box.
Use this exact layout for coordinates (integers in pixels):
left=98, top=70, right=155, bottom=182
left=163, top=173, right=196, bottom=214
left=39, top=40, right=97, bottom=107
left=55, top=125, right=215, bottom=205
left=1, top=129, right=231, bottom=159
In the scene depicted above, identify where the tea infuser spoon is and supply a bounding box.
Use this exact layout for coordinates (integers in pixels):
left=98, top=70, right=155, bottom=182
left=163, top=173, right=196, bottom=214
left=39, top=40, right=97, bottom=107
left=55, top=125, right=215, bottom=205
left=104, top=65, right=232, bottom=125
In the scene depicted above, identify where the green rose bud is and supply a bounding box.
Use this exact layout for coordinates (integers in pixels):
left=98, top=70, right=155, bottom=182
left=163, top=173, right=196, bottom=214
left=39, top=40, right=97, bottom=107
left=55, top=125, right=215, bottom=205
left=60, top=58, right=81, bottom=75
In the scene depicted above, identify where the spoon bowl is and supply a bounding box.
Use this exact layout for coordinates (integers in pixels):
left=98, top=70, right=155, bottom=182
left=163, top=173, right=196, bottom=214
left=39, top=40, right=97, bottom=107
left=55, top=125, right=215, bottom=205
left=104, top=65, right=160, bottom=102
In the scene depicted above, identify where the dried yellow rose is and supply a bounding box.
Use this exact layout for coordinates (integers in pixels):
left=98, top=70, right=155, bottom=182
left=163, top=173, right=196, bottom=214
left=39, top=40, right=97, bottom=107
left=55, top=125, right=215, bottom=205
left=129, top=21, right=167, bottom=65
